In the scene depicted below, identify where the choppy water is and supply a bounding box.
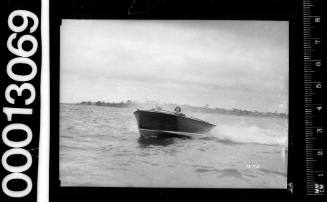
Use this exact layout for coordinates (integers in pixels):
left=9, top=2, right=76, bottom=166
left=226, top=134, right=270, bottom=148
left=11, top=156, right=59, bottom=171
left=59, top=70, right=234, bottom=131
left=60, top=103, right=288, bottom=188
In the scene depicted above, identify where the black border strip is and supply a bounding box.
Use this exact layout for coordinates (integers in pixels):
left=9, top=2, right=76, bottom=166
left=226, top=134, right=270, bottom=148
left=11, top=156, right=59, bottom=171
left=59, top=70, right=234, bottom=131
left=1, top=0, right=42, bottom=201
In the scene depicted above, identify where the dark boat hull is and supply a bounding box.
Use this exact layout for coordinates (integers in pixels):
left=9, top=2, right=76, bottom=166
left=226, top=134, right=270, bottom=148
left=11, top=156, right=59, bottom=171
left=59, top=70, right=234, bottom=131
left=134, top=110, right=215, bottom=137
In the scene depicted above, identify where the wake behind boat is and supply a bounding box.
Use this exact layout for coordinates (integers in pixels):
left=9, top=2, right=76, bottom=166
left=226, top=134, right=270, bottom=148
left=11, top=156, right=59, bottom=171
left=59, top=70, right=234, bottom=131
left=134, top=107, right=216, bottom=138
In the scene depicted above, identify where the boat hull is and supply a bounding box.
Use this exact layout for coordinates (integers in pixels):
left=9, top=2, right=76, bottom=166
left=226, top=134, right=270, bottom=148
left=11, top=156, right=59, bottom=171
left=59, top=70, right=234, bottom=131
left=134, top=110, right=215, bottom=137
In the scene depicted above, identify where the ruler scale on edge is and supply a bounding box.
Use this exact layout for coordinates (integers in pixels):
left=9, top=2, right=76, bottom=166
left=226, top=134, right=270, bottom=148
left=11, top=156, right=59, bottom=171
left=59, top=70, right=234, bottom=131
left=303, top=0, right=326, bottom=197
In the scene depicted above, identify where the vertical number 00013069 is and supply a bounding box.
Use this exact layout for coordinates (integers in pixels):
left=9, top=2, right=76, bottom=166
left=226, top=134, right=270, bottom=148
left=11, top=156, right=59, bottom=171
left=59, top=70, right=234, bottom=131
left=1, top=10, right=38, bottom=198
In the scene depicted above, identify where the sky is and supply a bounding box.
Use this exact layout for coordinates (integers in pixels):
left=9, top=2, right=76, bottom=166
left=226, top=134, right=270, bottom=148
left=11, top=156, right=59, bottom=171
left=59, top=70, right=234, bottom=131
left=60, top=20, right=289, bottom=113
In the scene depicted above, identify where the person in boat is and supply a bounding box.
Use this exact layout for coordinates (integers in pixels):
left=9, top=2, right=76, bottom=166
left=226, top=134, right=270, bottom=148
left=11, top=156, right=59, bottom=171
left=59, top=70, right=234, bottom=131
left=174, top=106, right=185, bottom=116
left=174, top=106, right=182, bottom=113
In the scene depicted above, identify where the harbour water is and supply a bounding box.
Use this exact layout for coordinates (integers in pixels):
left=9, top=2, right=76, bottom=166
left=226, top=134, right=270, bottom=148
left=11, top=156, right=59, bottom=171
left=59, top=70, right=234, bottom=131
left=60, top=103, right=288, bottom=188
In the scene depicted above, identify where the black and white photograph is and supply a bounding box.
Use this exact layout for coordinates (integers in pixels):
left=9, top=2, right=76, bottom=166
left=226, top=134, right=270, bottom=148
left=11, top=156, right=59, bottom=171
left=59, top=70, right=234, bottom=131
left=59, top=20, right=289, bottom=188
left=2, top=0, right=326, bottom=201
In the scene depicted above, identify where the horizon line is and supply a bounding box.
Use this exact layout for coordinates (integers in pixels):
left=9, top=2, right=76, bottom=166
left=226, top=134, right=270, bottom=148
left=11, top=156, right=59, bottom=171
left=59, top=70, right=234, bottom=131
left=60, top=101, right=288, bottom=115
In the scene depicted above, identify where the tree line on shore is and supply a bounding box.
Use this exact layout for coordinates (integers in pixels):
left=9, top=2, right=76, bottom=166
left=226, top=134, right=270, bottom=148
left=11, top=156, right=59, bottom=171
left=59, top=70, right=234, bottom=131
left=78, top=100, right=288, bottom=118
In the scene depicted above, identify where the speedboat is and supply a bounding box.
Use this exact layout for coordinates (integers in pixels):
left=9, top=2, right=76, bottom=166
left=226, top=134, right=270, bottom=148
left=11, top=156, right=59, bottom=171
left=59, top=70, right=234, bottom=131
left=134, top=109, right=215, bottom=138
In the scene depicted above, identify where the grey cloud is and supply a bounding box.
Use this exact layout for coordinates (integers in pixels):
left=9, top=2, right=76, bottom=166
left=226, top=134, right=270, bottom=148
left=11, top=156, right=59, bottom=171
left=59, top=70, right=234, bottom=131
left=60, top=20, right=289, bottom=113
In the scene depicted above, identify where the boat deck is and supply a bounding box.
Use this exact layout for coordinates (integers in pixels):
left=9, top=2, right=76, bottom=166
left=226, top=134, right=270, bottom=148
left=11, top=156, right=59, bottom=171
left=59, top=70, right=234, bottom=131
left=136, top=109, right=216, bottom=127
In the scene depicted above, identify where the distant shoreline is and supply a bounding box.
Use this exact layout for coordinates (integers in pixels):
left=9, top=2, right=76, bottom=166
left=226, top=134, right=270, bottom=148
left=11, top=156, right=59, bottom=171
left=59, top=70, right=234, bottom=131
left=61, top=101, right=288, bottom=119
